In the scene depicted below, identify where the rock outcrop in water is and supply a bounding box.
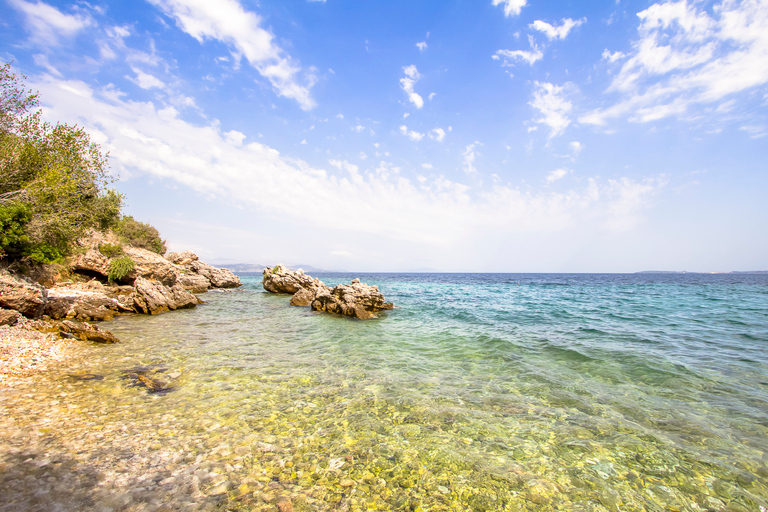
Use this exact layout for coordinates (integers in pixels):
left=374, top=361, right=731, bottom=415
left=311, top=278, right=394, bottom=319
left=263, top=265, right=394, bottom=319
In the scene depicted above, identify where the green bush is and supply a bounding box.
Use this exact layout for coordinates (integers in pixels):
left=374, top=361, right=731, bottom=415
left=107, top=255, right=135, bottom=283
left=27, top=243, right=63, bottom=264
left=98, top=242, right=124, bottom=258
left=0, top=202, right=31, bottom=257
left=115, top=216, right=167, bottom=255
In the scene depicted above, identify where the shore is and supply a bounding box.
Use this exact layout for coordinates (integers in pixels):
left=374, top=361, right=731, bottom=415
left=0, top=319, right=77, bottom=385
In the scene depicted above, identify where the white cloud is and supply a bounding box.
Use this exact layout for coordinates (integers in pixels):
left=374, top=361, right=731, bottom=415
left=225, top=130, right=246, bottom=146
left=353, top=124, right=365, bottom=133
left=569, top=141, right=584, bottom=157
left=29, top=75, right=667, bottom=263
left=530, top=18, right=586, bottom=40
left=148, top=0, right=316, bottom=110
left=463, top=142, right=480, bottom=174
left=429, top=128, right=446, bottom=142
left=422, top=163, right=433, bottom=170
left=399, top=125, right=425, bottom=141
left=582, top=0, right=768, bottom=126
left=400, top=65, right=424, bottom=109
left=530, top=82, right=574, bottom=139
left=492, top=0, right=528, bottom=17
left=493, top=35, right=543, bottom=71
left=129, top=67, right=166, bottom=89
left=417, top=41, right=428, bottom=52
left=602, top=49, right=626, bottom=63
left=9, top=0, right=93, bottom=46
left=546, top=168, right=571, bottom=183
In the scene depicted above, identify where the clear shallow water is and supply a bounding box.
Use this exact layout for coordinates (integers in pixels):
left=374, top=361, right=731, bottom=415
left=1, top=273, right=767, bottom=511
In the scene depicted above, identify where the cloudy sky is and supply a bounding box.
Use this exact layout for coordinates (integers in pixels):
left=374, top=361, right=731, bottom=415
left=2, top=0, right=766, bottom=272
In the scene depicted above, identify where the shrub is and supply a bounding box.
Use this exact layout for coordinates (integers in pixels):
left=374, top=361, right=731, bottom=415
left=107, top=255, right=134, bottom=283
left=0, top=202, right=31, bottom=258
left=98, top=243, right=124, bottom=258
left=115, top=216, right=167, bottom=255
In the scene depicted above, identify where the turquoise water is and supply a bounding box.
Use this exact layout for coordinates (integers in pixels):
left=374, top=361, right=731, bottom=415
left=1, top=273, right=767, bottom=511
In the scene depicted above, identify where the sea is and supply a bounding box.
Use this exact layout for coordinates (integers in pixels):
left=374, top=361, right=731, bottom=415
left=1, top=273, right=767, bottom=511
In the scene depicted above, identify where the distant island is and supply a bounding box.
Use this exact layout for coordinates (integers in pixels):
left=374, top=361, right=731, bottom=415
left=636, top=270, right=768, bottom=274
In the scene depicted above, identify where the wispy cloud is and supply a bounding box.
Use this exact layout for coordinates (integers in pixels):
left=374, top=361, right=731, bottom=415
left=8, top=0, right=93, bottom=46
left=399, top=125, right=425, bottom=141
left=581, top=0, right=768, bottom=126
left=148, top=0, right=317, bottom=110
left=400, top=65, right=424, bottom=109
left=493, top=35, right=543, bottom=73
left=530, top=18, right=586, bottom=40
left=530, top=82, right=574, bottom=139
left=492, top=0, right=528, bottom=18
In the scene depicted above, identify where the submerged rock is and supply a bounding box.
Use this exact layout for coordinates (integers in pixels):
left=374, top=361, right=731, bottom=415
left=120, top=365, right=174, bottom=393
left=311, top=279, right=394, bottom=319
left=56, top=319, right=120, bottom=343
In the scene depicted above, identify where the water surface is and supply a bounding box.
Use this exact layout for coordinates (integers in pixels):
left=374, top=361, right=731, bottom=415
left=1, top=273, right=767, bottom=511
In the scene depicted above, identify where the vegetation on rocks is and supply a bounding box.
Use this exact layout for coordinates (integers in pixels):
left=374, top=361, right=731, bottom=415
left=0, top=63, right=163, bottom=267
left=107, top=255, right=135, bottom=283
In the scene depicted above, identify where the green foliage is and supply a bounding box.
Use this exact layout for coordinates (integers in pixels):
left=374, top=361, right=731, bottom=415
left=0, top=202, right=31, bottom=257
left=0, top=63, right=125, bottom=263
left=116, top=216, right=167, bottom=255
left=98, top=242, right=124, bottom=258
left=26, top=243, right=63, bottom=264
left=107, top=255, right=135, bottom=283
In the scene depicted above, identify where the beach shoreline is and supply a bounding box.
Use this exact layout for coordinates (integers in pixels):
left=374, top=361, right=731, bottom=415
left=0, top=319, right=78, bottom=385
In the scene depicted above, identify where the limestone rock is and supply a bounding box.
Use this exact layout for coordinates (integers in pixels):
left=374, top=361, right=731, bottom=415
left=165, top=250, right=199, bottom=266
left=132, top=277, right=201, bottom=315
left=70, top=248, right=110, bottom=277
left=290, top=287, right=317, bottom=306
left=0, top=308, right=21, bottom=326
left=45, top=284, right=132, bottom=321
left=177, top=273, right=211, bottom=293
left=263, top=264, right=325, bottom=294
left=0, top=272, right=46, bottom=318
left=311, top=278, right=394, bottom=319
left=57, top=319, right=119, bottom=343
left=187, top=260, right=241, bottom=288
left=123, top=246, right=178, bottom=286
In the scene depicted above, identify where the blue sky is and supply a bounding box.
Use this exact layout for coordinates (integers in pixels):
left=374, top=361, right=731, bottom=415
left=2, top=0, right=767, bottom=272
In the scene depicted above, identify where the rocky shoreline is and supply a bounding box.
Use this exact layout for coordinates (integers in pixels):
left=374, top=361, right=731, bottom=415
left=0, top=233, right=241, bottom=382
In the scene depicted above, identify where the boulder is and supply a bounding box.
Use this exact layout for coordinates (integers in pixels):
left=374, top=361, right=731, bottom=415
left=0, top=308, right=21, bottom=326
left=123, top=246, right=178, bottom=286
left=165, top=250, right=198, bottom=266
left=263, top=264, right=325, bottom=294
left=57, top=320, right=119, bottom=343
left=45, top=284, right=132, bottom=321
left=70, top=248, right=110, bottom=277
left=187, top=260, right=241, bottom=288
left=290, top=287, right=317, bottom=306
left=0, top=272, right=46, bottom=318
left=132, top=277, right=201, bottom=315
left=311, top=278, right=394, bottom=319
left=177, top=273, right=211, bottom=293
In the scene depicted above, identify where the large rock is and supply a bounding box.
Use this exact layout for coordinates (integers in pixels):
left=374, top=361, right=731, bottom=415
left=166, top=251, right=241, bottom=290
left=45, top=284, right=132, bottom=321
left=0, top=272, right=46, bottom=318
left=0, top=308, right=21, bottom=326
left=311, top=279, right=394, bottom=319
left=290, top=287, right=317, bottom=306
left=70, top=248, right=111, bottom=277
left=123, top=246, right=178, bottom=286
left=132, top=277, right=201, bottom=315
left=187, top=260, right=240, bottom=288
left=263, top=264, right=325, bottom=294
left=57, top=320, right=119, bottom=343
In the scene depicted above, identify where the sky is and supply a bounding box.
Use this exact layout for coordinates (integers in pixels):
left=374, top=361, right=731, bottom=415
left=1, top=0, right=767, bottom=272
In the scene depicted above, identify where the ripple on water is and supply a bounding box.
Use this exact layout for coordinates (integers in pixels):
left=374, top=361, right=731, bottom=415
left=2, top=273, right=768, bottom=511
